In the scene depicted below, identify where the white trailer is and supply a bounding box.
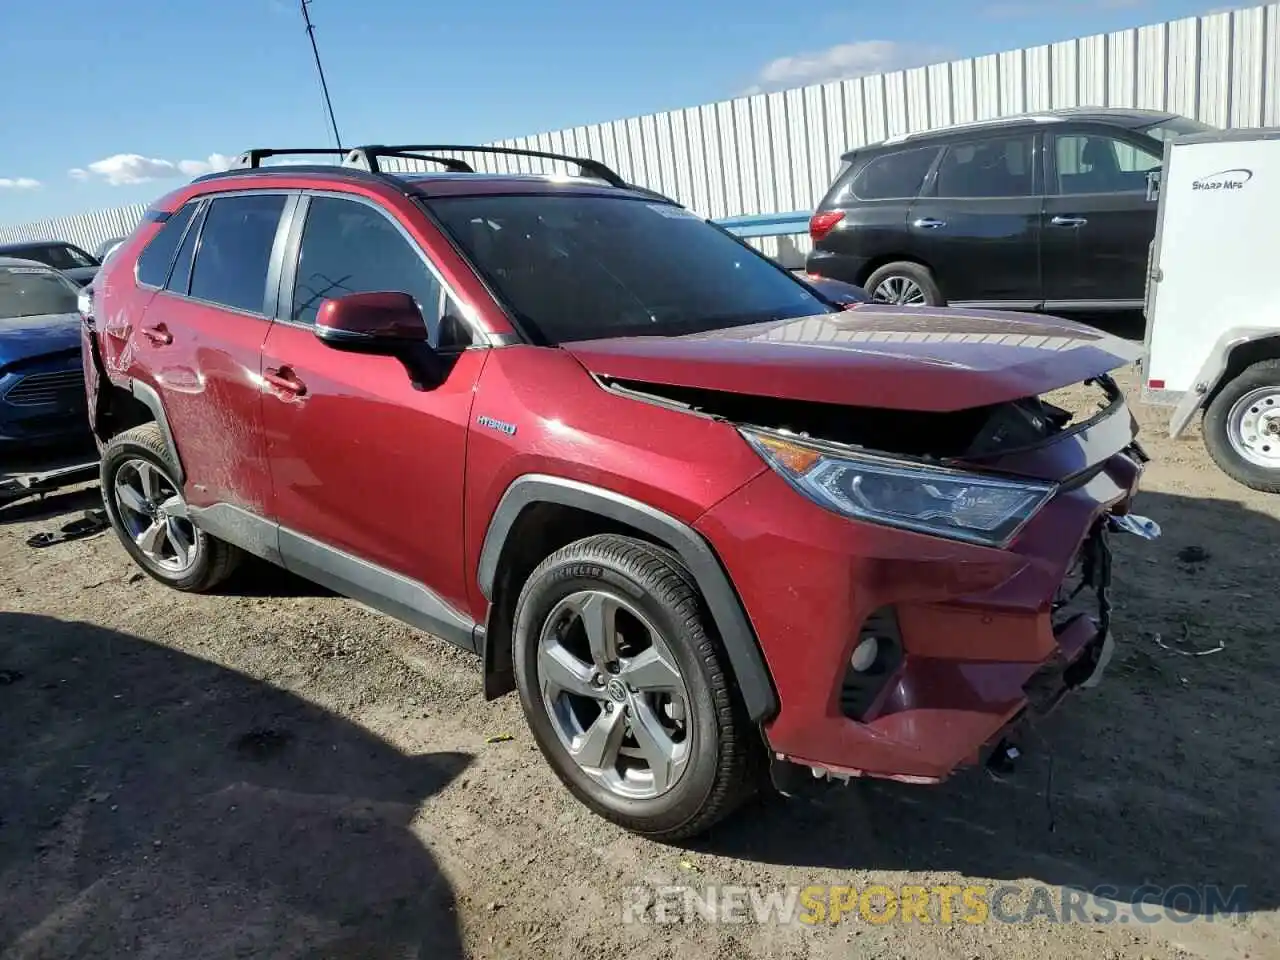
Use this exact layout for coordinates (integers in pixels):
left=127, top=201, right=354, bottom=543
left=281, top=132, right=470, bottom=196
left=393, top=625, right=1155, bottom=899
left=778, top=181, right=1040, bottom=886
left=1142, top=127, right=1280, bottom=492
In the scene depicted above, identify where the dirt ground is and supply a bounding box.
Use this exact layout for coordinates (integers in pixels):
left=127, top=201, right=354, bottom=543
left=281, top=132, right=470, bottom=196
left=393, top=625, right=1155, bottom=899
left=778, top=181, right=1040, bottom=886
left=2, top=358, right=1278, bottom=960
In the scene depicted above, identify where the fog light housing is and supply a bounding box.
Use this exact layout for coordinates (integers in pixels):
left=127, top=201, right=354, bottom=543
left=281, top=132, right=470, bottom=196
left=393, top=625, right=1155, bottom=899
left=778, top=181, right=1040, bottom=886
left=840, top=607, right=904, bottom=720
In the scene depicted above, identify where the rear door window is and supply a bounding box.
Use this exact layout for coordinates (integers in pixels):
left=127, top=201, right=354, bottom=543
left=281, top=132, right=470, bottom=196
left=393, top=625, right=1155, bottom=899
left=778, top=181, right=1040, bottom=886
left=935, top=135, right=1036, bottom=198
left=188, top=194, right=287, bottom=314
left=851, top=147, right=939, bottom=200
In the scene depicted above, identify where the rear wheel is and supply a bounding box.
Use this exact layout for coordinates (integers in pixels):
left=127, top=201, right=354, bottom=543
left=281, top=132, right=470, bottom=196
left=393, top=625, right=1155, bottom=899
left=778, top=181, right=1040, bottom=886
left=864, top=261, right=943, bottom=307
left=1203, top=359, right=1280, bottom=494
left=100, top=423, right=242, bottom=591
left=511, top=534, right=761, bottom=839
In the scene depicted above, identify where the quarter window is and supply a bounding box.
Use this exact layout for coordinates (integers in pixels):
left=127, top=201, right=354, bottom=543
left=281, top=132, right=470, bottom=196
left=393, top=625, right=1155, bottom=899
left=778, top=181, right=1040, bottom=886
left=1054, top=134, right=1160, bottom=195
left=136, top=202, right=198, bottom=287
left=166, top=203, right=205, bottom=295
left=188, top=194, right=286, bottom=313
left=291, top=197, right=451, bottom=342
left=851, top=147, right=939, bottom=200
left=935, top=135, right=1035, bottom=198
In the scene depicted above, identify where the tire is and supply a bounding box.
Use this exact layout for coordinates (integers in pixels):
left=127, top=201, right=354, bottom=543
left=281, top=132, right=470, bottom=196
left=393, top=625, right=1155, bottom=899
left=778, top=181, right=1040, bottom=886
left=864, top=261, right=944, bottom=306
left=512, top=534, right=761, bottom=839
left=1203, top=359, right=1280, bottom=494
left=100, top=423, right=242, bottom=591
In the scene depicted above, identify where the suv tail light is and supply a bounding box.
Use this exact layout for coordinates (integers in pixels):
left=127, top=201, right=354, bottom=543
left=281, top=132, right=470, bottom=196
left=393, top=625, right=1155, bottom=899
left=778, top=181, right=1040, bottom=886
left=809, top=211, right=845, bottom=243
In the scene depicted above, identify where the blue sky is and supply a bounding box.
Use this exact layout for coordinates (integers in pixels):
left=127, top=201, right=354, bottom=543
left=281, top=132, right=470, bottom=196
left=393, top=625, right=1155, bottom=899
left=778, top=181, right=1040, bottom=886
left=0, top=0, right=1236, bottom=225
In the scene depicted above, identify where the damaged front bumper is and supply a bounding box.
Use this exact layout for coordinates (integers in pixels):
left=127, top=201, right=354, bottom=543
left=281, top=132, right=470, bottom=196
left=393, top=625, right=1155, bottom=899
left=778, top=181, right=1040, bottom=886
left=695, top=386, right=1158, bottom=792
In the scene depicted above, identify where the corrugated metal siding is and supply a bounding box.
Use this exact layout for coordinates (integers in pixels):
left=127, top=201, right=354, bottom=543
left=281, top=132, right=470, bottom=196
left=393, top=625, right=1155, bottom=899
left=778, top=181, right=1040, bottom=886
left=5, top=3, right=1280, bottom=260
left=0, top=202, right=148, bottom=253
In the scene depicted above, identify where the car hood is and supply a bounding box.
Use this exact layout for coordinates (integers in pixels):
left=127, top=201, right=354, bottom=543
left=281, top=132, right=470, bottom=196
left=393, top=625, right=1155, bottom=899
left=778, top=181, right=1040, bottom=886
left=0, top=312, right=82, bottom=369
left=563, top=306, right=1141, bottom=412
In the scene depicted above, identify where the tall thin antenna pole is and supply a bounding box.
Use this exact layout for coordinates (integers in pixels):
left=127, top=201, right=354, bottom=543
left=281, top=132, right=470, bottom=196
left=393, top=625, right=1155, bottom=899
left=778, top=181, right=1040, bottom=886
left=300, top=0, right=343, bottom=150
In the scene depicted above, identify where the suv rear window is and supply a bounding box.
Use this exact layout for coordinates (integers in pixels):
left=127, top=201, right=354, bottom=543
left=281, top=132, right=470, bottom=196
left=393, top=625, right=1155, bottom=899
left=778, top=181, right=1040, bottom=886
left=427, top=194, right=830, bottom=344
left=851, top=147, right=939, bottom=200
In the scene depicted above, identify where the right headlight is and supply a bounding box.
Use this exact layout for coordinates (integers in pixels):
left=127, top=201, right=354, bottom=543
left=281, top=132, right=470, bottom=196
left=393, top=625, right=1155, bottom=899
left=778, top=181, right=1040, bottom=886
left=740, top=427, right=1056, bottom=548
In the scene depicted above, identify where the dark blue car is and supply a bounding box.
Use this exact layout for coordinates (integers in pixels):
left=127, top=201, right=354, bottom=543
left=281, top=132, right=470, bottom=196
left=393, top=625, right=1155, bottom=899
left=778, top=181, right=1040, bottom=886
left=0, top=257, right=91, bottom=448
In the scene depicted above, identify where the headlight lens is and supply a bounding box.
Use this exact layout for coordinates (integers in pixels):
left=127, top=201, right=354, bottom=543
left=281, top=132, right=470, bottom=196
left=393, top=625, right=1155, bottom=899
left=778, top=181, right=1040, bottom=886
left=741, top=428, right=1055, bottom=547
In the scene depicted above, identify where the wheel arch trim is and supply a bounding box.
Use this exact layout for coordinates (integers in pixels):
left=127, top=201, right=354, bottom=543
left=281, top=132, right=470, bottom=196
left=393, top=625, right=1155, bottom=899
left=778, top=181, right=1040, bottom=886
left=476, top=474, right=779, bottom=722
left=1169, top=327, right=1280, bottom=439
left=129, top=379, right=185, bottom=483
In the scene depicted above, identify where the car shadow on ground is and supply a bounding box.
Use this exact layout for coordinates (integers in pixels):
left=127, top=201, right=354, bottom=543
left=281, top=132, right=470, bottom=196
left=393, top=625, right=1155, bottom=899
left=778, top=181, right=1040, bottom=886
left=0, top=612, right=470, bottom=959
left=695, top=488, right=1280, bottom=918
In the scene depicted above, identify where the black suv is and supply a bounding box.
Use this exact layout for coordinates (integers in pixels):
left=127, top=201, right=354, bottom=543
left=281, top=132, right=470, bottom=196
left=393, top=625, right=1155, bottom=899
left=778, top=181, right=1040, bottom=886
left=805, top=107, right=1213, bottom=312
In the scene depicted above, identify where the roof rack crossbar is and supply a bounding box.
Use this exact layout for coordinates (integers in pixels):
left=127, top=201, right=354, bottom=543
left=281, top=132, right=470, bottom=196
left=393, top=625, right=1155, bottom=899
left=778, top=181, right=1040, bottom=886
left=344, top=144, right=628, bottom=187
left=360, top=150, right=475, bottom=173
left=233, top=148, right=349, bottom=169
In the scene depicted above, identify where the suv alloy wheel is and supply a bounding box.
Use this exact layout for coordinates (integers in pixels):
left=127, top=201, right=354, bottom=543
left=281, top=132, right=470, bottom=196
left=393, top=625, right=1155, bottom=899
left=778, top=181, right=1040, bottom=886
left=100, top=424, right=242, bottom=591
left=511, top=534, right=760, bottom=839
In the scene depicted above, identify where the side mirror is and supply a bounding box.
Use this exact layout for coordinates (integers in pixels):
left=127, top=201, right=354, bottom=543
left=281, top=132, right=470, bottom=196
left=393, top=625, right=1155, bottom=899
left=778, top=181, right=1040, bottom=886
left=314, top=291, right=428, bottom=354
left=313, top=291, right=449, bottom=390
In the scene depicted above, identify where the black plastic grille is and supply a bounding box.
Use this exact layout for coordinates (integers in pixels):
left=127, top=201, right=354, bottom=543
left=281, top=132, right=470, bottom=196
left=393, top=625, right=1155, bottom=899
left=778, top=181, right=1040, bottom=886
left=3, top=370, right=83, bottom=407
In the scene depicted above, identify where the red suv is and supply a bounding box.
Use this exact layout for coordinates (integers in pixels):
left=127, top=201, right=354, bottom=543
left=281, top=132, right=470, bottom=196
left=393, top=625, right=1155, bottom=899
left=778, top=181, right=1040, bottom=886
left=81, top=144, right=1155, bottom=839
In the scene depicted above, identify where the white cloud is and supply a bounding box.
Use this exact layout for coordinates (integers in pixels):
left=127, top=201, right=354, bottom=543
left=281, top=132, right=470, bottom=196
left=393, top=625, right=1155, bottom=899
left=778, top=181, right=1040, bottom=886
left=177, top=153, right=236, bottom=177
left=69, top=152, right=234, bottom=186
left=746, top=41, right=953, bottom=94
left=0, top=177, right=41, bottom=190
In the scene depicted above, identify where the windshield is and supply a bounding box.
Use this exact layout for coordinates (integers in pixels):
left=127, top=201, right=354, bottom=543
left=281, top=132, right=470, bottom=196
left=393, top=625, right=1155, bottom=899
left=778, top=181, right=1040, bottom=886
left=7, top=243, right=97, bottom=270
left=1142, top=115, right=1217, bottom=143
left=426, top=194, right=832, bottom=343
left=0, top=265, right=80, bottom=319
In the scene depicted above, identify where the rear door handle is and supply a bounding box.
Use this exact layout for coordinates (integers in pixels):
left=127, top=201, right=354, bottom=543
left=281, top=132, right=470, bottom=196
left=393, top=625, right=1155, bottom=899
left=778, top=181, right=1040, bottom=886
left=264, top=366, right=308, bottom=397
left=1050, top=215, right=1088, bottom=227
left=140, top=323, right=173, bottom=346
left=912, top=217, right=946, bottom=229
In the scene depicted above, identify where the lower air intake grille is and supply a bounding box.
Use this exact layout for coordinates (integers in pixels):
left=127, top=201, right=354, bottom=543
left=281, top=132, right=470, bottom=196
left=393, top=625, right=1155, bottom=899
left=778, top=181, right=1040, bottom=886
left=3, top=370, right=84, bottom=406
left=839, top=606, right=904, bottom=721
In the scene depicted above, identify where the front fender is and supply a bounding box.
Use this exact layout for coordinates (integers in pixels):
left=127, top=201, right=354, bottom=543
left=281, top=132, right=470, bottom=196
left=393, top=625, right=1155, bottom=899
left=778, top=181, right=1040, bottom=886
left=1170, top=326, right=1280, bottom=439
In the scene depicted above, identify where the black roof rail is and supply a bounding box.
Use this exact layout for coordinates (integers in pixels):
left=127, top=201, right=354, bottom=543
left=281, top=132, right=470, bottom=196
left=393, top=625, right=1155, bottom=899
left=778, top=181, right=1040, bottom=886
left=187, top=164, right=404, bottom=189
left=349, top=150, right=475, bottom=173
left=232, top=148, right=349, bottom=169
left=343, top=144, right=629, bottom=187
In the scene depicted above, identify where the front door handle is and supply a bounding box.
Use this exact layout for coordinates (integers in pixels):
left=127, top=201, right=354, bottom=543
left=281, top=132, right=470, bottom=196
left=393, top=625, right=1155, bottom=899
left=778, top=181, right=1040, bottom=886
left=912, top=217, right=946, bottom=229
left=1050, top=215, right=1088, bottom=227
left=264, top=366, right=308, bottom=397
left=140, top=323, right=173, bottom=345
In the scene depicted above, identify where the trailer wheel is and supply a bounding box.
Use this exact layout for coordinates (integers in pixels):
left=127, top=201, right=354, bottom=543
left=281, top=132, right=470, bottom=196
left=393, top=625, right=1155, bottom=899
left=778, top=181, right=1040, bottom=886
left=1203, top=359, right=1280, bottom=494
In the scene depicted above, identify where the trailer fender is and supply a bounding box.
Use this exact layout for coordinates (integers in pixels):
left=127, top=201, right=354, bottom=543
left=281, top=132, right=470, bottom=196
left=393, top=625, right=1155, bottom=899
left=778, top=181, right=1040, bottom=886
left=1170, top=327, right=1280, bottom=439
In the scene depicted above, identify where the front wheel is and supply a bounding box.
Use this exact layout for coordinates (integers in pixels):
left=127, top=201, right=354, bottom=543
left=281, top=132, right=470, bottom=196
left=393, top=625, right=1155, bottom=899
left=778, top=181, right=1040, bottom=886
left=511, top=534, right=761, bottom=839
left=1203, top=359, right=1280, bottom=494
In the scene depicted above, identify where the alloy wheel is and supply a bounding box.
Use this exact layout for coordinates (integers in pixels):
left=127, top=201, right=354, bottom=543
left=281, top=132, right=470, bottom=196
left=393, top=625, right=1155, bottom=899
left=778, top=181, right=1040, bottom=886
left=536, top=589, right=692, bottom=800
left=112, top=458, right=200, bottom=574
left=872, top=275, right=927, bottom=305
